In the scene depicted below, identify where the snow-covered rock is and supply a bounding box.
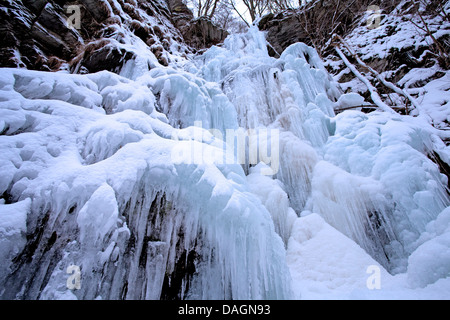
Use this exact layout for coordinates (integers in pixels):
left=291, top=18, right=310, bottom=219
left=1, top=0, right=450, bottom=300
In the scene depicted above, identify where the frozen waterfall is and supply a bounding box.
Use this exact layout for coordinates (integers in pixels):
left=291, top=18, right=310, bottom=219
left=1, top=27, right=450, bottom=300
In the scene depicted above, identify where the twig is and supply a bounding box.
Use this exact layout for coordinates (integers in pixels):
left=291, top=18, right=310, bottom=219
left=334, top=104, right=376, bottom=112
left=334, top=104, right=412, bottom=114
left=336, top=34, right=423, bottom=116
left=334, top=45, right=396, bottom=114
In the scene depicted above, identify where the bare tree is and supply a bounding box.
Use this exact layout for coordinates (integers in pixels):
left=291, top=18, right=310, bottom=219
left=186, top=0, right=221, bottom=18
left=267, top=0, right=300, bottom=11
left=224, top=0, right=271, bottom=23
left=225, top=0, right=251, bottom=26
left=289, top=0, right=383, bottom=56
left=185, top=0, right=306, bottom=28
left=213, top=0, right=249, bottom=32
left=244, top=0, right=270, bottom=21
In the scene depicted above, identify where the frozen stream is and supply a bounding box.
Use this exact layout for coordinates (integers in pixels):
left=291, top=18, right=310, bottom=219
left=0, top=27, right=449, bottom=299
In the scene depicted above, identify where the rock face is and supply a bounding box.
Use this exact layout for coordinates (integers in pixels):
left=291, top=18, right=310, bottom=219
left=0, top=0, right=227, bottom=72
left=166, top=0, right=228, bottom=51
left=0, top=0, right=82, bottom=70
left=257, top=0, right=450, bottom=117
left=166, top=0, right=194, bottom=32
left=184, top=17, right=229, bottom=51
left=258, top=0, right=403, bottom=57
left=258, top=11, right=309, bottom=57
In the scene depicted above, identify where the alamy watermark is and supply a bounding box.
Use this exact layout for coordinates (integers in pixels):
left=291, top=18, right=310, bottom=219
left=366, top=265, right=381, bottom=290
left=170, top=121, right=280, bottom=176
left=366, top=5, right=382, bottom=29
left=65, top=5, right=81, bottom=30
left=66, top=265, right=81, bottom=290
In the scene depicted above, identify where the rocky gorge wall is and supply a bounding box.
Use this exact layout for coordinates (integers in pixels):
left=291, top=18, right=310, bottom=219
left=0, top=0, right=228, bottom=72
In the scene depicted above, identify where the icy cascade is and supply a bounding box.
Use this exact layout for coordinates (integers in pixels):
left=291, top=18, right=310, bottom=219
left=188, top=28, right=338, bottom=213
left=1, top=25, right=450, bottom=300
left=0, top=67, right=291, bottom=299
left=187, top=27, right=450, bottom=275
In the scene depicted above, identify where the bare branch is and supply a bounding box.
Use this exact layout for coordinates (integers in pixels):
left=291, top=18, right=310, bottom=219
left=334, top=45, right=397, bottom=114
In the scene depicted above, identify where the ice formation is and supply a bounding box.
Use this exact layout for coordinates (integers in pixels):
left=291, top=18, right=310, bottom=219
left=1, top=24, right=450, bottom=300
left=0, top=65, right=291, bottom=300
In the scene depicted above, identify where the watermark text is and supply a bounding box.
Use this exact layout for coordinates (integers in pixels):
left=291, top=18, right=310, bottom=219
left=171, top=122, right=280, bottom=176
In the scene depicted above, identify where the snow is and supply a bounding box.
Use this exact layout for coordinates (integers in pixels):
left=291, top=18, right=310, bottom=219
left=0, top=64, right=291, bottom=300
left=76, top=183, right=119, bottom=245
left=287, top=213, right=450, bottom=300
left=0, top=198, right=30, bottom=288
left=334, top=92, right=368, bottom=110
left=287, top=213, right=393, bottom=299
left=247, top=163, right=297, bottom=245
left=334, top=0, right=450, bottom=129
left=345, top=1, right=449, bottom=62
left=189, top=25, right=450, bottom=299
left=1, top=15, right=450, bottom=299
left=407, top=206, right=450, bottom=288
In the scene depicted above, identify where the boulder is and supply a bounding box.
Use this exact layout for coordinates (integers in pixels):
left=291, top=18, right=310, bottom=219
left=258, top=11, right=308, bottom=57
left=183, top=17, right=228, bottom=50
left=80, top=44, right=135, bottom=73
left=166, top=0, right=227, bottom=50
